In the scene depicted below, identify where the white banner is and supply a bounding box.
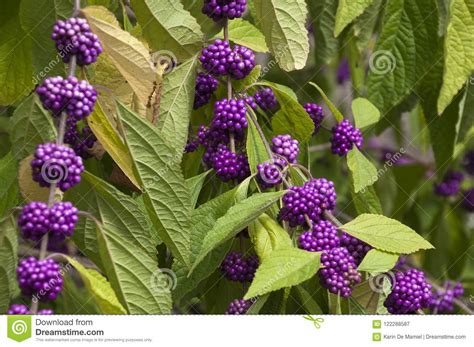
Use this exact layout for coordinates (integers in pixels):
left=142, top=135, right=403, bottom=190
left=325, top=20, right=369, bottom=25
left=0, top=315, right=472, bottom=346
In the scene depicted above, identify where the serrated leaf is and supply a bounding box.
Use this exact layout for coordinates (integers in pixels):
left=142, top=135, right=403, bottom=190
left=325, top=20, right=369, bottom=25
left=347, top=147, right=378, bottom=193
left=186, top=170, right=211, bottom=209
left=341, top=213, right=434, bottom=254
left=351, top=184, right=383, bottom=215
left=244, top=247, right=321, bottom=299
left=0, top=216, right=18, bottom=313
left=437, top=0, right=474, bottom=114
left=131, top=0, right=203, bottom=61
left=352, top=98, right=380, bottom=129
left=65, top=257, right=126, bottom=314
left=334, top=0, right=376, bottom=36
left=10, top=94, right=57, bottom=161
left=254, top=0, right=309, bottom=71
left=309, top=82, right=344, bottom=122
left=246, top=108, right=271, bottom=175
left=117, top=102, right=192, bottom=268
left=295, top=286, right=323, bottom=314
left=214, top=18, right=269, bottom=53
left=191, top=191, right=286, bottom=271
left=352, top=0, right=382, bottom=52
left=0, top=152, right=19, bottom=217
left=18, top=155, right=50, bottom=203
left=367, top=0, right=439, bottom=113
left=157, top=55, right=198, bottom=155
left=257, top=82, right=314, bottom=144
left=249, top=213, right=292, bottom=260
left=357, top=249, right=399, bottom=273
left=350, top=276, right=391, bottom=314
left=82, top=6, right=155, bottom=106
left=308, top=0, right=338, bottom=65
left=88, top=100, right=139, bottom=188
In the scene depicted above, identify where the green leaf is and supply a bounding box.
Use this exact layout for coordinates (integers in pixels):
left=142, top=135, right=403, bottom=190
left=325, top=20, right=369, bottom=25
left=254, top=0, right=309, bottom=71
left=346, top=147, right=378, bottom=193
left=295, top=286, right=323, bottom=314
left=367, top=0, right=439, bottom=114
left=130, top=0, right=203, bottom=61
left=214, top=18, right=269, bottom=53
left=191, top=191, right=285, bottom=271
left=186, top=170, right=211, bottom=209
left=391, top=164, right=426, bottom=218
left=82, top=6, right=155, bottom=106
left=309, top=82, right=344, bottom=122
left=351, top=98, right=381, bottom=129
left=308, top=0, right=338, bottom=65
left=350, top=276, right=391, bottom=314
left=351, top=184, right=383, bottom=215
left=157, top=55, right=198, bottom=155
left=0, top=216, right=18, bottom=313
left=245, top=247, right=321, bottom=299
left=437, top=0, right=474, bottom=114
left=88, top=100, right=139, bottom=188
left=118, top=102, right=192, bottom=268
left=257, top=82, right=314, bottom=144
left=246, top=295, right=270, bottom=314
left=246, top=108, right=271, bottom=175
left=249, top=213, right=292, bottom=260
left=341, top=213, right=434, bottom=254
left=334, top=0, right=376, bottom=36
left=0, top=152, right=19, bottom=217
left=234, top=65, right=261, bottom=93
left=0, top=14, right=33, bottom=105
left=10, top=94, right=57, bottom=161
left=357, top=249, right=399, bottom=273
left=65, top=256, right=127, bottom=314
left=352, top=0, right=382, bottom=53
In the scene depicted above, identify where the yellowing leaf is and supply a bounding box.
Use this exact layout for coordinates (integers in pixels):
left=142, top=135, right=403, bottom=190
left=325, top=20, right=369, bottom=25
left=18, top=155, right=50, bottom=202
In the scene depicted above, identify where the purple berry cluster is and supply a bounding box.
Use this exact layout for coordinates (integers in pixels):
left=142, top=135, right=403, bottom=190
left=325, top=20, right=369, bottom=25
left=202, top=0, right=247, bottom=21
left=256, top=156, right=287, bottom=189
left=298, top=220, right=340, bottom=252
left=228, top=45, right=255, bottom=80
left=209, top=144, right=250, bottom=182
left=304, top=103, right=324, bottom=134
left=212, top=98, right=248, bottom=135
left=7, top=304, right=54, bottom=315
left=244, top=95, right=257, bottom=110
left=429, top=281, right=464, bottom=313
left=64, top=118, right=97, bottom=159
left=17, top=257, right=63, bottom=302
left=194, top=73, right=219, bottom=109
left=36, top=76, right=97, bottom=120
left=51, top=17, right=103, bottom=66
left=318, top=247, right=362, bottom=297
left=254, top=87, right=278, bottom=111
left=434, top=171, right=464, bottom=197
left=280, top=178, right=336, bottom=227
left=226, top=298, right=252, bottom=315
left=220, top=252, right=259, bottom=282
left=330, top=119, right=363, bottom=156
left=31, top=142, right=84, bottom=191
left=271, top=134, right=300, bottom=163
left=384, top=269, right=432, bottom=314
left=340, top=232, right=372, bottom=265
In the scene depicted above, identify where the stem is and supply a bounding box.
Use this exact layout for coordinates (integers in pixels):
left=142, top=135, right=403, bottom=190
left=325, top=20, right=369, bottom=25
left=308, top=143, right=331, bottom=152
left=347, top=39, right=364, bottom=97
left=247, top=108, right=273, bottom=158
left=223, top=19, right=235, bottom=153
left=430, top=282, right=474, bottom=315
left=324, top=211, right=343, bottom=227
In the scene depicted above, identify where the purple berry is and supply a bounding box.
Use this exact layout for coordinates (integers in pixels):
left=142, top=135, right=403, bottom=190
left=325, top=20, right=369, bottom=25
left=271, top=134, right=299, bottom=163
left=49, top=202, right=79, bottom=239
left=384, top=268, right=432, bottom=314
left=64, top=118, right=97, bottom=159
left=199, top=39, right=232, bottom=76
left=31, top=143, right=84, bottom=192
left=7, top=304, right=31, bottom=315
left=337, top=58, right=350, bottom=85
left=299, top=220, right=340, bottom=252
left=256, top=157, right=287, bottom=189
left=304, top=103, right=324, bottom=134
left=462, top=150, right=474, bottom=175
left=38, top=309, right=54, bottom=315
left=228, top=45, right=255, bottom=80
left=220, top=252, right=259, bottom=282
left=280, top=178, right=337, bottom=227
left=194, top=72, right=219, bottom=109
left=254, top=87, right=278, bottom=111
left=18, top=202, right=50, bottom=241
left=330, top=119, right=363, bottom=156
left=17, top=257, right=63, bottom=302
left=318, top=247, right=361, bottom=298
left=340, top=233, right=372, bottom=265
left=51, top=17, right=103, bottom=66
left=429, top=281, right=464, bottom=313
left=226, top=298, right=252, bottom=314
left=243, top=95, right=257, bottom=110
left=36, top=76, right=97, bottom=120
left=184, top=138, right=200, bottom=153
left=202, top=0, right=247, bottom=21
left=461, top=188, right=474, bottom=212
left=434, top=171, right=464, bottom=197
left=212, top=98, right=248, bottom=135
left=210, top=144, right=250, bottom=182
